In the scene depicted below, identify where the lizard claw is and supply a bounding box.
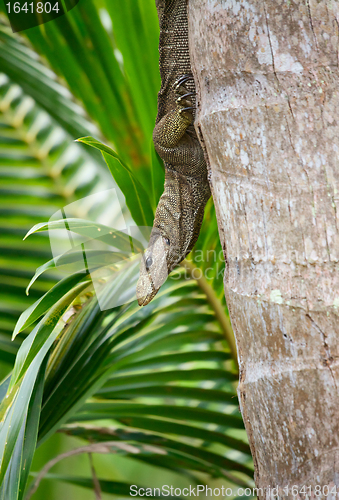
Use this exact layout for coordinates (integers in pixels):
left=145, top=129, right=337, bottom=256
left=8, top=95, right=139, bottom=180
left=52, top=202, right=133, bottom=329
left=179, top=106, right=194, bottom=113
left=176, top=92, right=194, bottom=109
left=174, top=74, right=194, bottom=90
left=177, top=92, right=194, bottom=102
left=175, top=76, right=195, bottom=123
left=178, top=106, right=194, bottom=122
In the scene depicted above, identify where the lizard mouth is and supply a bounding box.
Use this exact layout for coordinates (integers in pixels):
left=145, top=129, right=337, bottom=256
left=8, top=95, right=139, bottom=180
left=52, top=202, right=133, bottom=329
left=136, top=271, right=159, bottom=306
left=138, top=292, right=154, bottom=307
left=137, top=286, right=159, bottom=306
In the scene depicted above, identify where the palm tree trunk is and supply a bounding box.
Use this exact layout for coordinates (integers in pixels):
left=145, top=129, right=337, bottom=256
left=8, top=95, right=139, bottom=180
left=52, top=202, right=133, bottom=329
left=189, top=0, right=339, bottom=494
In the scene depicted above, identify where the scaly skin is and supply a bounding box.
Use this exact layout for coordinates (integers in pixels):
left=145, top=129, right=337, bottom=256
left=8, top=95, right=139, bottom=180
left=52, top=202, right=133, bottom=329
left=136, top=0, right=211, bottom=306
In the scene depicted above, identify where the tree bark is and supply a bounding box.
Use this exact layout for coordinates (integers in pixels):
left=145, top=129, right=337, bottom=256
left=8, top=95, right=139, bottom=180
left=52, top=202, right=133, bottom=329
left=189, top=0, right=339, bottom=495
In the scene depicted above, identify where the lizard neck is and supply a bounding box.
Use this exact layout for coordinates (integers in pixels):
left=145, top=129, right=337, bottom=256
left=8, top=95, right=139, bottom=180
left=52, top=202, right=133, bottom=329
left=154, top=168, right=210, bottom=259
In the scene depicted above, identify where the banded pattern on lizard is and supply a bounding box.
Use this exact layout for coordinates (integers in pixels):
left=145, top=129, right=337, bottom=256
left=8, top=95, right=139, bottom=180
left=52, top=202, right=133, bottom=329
left=136, top=0, right=211, bottom=306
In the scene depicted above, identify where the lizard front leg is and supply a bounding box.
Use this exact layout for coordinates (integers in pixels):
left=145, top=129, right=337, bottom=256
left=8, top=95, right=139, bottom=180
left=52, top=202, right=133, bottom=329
left=153, top=75, right=197, bottom=166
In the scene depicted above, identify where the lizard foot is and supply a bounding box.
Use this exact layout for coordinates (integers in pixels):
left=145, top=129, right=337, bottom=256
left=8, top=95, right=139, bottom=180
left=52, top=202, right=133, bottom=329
left=174, top=75, right=195, bottom=122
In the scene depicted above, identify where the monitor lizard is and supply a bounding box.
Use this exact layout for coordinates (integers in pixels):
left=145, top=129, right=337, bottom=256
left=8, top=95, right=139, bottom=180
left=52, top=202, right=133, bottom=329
left=136, top=0, right=211, bottom=306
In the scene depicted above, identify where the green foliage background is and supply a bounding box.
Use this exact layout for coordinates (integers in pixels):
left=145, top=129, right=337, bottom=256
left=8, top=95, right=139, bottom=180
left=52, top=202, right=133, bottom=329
left=0, top=1, right=254, bottom=499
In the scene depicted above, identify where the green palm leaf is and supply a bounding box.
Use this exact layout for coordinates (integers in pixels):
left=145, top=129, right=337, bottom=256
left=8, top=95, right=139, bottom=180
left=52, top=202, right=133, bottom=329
left=0, top=74, right=105, bottom=358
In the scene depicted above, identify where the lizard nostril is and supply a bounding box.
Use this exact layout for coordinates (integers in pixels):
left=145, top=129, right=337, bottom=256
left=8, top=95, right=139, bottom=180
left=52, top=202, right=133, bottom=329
left=145, top=257, right=153, bottom=270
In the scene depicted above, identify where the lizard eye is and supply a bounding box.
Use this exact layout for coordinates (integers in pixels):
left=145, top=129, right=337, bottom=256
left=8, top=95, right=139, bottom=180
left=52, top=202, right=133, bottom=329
left=164, top=237, right=170, bottom=246
left=145, top=256, right=153, bottom=270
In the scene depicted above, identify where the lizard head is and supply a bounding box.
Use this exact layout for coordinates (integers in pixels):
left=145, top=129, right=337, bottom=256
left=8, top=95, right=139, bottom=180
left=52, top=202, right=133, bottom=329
left=136, top=222, right=184, bottom=307
left=136, top=173, right=188, bottom=307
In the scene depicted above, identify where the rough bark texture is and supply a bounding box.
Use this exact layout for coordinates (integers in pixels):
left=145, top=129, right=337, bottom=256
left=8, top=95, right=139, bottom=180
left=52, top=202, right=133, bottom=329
left=189, top=0, right=339, bottom=495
